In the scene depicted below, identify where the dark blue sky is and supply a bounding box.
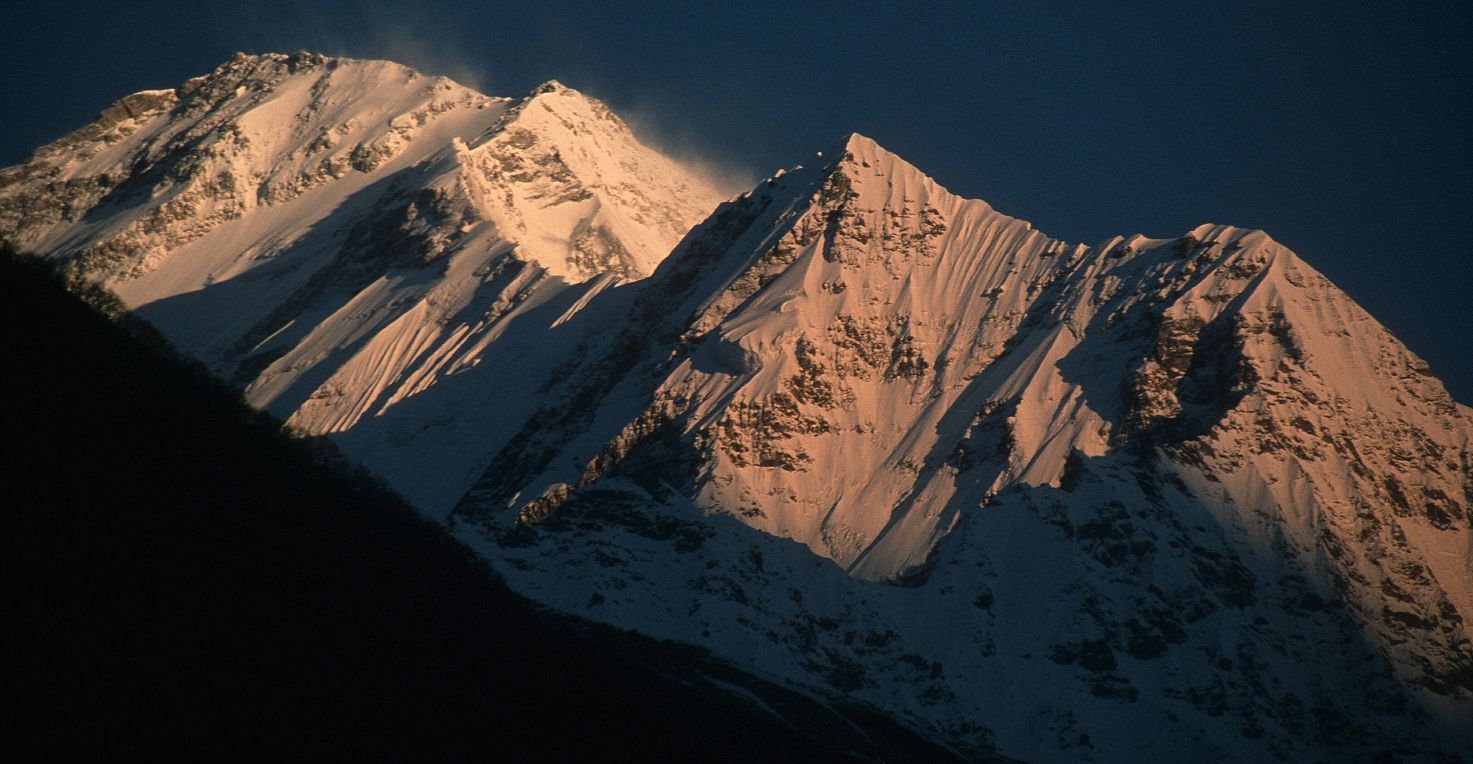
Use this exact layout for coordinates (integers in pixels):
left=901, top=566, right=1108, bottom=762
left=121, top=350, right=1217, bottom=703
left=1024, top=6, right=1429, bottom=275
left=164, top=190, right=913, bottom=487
left=4, top=1, right=1470, bottom=401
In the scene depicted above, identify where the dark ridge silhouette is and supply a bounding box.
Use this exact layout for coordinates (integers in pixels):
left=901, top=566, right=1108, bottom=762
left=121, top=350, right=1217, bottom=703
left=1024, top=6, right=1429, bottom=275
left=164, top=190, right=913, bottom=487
left=2, top=246, right=971, bottom=762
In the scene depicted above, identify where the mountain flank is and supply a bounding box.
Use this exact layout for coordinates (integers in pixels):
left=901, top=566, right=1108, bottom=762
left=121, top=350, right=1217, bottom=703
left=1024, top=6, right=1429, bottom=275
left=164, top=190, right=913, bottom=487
left=3, top=246, right=968, bottom=761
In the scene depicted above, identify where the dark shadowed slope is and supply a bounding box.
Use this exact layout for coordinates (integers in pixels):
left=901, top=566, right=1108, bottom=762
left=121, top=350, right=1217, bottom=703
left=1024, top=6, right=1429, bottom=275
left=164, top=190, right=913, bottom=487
left=2, top=247, right=969, bottom=762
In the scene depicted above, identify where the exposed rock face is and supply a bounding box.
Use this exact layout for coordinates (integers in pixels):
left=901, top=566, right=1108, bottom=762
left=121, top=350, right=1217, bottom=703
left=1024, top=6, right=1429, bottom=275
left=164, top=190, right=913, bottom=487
left=8, top=57, right=1470, bottom=761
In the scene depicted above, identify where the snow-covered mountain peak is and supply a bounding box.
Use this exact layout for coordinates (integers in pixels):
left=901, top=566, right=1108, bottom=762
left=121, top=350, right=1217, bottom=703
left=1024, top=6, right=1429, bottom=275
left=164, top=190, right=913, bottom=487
left=450, top=79, right=724, bottom=281
left=483, top=129, right=1073, bottom=577
left=426, top=129, right=1472, bottom=759
left=0, top=52, right=724, bottom=448
left=528, top=78, right=572, bottom=95
left=491, top=77, right=614, bottom=129
left=819, top=132, right=1004, bottom=219
left=0, top=51, right=500, bottom=286
left=830, top=131, right=911, bottom=172
left=0, top=53, right=721, bottom=289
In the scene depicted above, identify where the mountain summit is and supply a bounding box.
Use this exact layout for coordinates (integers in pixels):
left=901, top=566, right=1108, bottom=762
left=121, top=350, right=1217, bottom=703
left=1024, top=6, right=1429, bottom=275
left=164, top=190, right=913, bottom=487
left=5, top=57, right=1470, bottom=761
left=0, top=52, right=723, bottom=456
left=0, top=52, right=718, bottom=283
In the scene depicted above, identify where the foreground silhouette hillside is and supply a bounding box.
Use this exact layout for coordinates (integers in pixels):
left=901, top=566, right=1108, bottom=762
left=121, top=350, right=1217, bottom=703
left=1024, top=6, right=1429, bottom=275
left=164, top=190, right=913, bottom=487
left=3, top=246, right=965, bottom=762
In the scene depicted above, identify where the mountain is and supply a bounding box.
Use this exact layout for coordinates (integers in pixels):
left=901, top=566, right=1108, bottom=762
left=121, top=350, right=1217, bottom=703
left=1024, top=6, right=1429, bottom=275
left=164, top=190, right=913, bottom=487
left=450, top=134, right=1473, bottom=760
left=0, top=51, right=723, bottom=514
left=5, top=54, right=1470, bottom=761
left=3, top=246, right=967, bottom=762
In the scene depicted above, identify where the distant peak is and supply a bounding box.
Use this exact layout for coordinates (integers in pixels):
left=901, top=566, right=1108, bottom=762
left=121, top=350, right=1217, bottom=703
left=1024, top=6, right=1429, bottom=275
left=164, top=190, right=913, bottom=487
left=529, top=79, right=572, bottom=96
left=497, top=79, right=623, bottom=134
left=840, top=132, right=882, bottom=153
left=822, top=132, right=899, bottom=168
left=193, top=50, right=345, bottom=93
left=287, top=50, right=333, bottom=68
left=222, top=50, right=335, bottom=68
left=518, top=79, right=608, bottom=111
left=818, top=132, right=933, bottom=187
